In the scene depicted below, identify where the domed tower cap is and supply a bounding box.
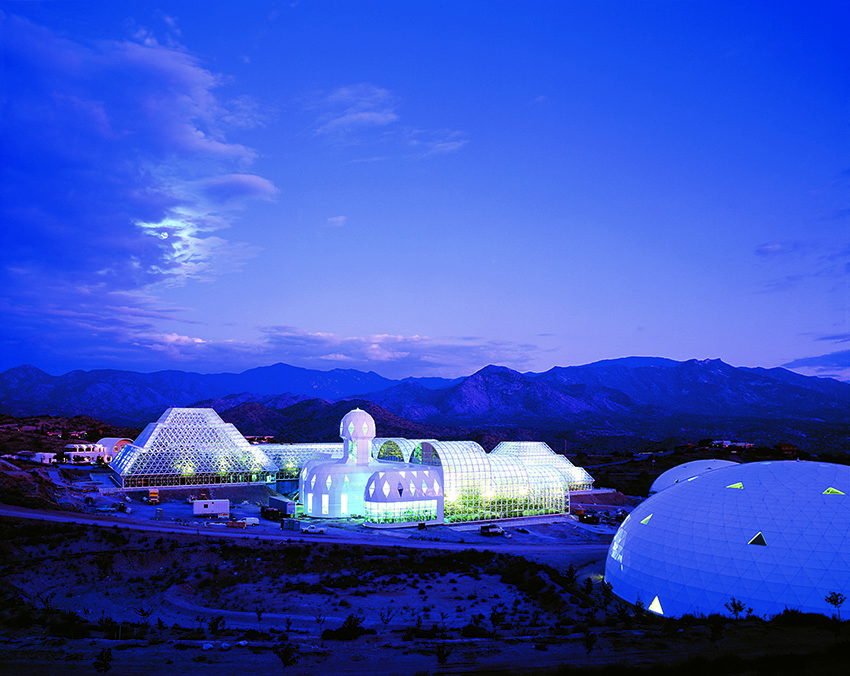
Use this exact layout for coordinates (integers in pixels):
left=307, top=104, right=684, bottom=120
left=340, top=408, right=376, bottom=441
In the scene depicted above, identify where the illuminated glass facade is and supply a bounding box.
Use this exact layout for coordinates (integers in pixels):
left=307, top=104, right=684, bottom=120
left=363, top=468, right=443, bottom=526
left=262, top=443, right=343, bottom=479
left=492, top=442, right=595, bottom=491
left=110, top=408, right=278, bottom=488
left=112, top=407, right=595, bottom=528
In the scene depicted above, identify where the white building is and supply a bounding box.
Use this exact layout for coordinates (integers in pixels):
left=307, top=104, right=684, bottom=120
left=606, top=461, right=850, bottom=618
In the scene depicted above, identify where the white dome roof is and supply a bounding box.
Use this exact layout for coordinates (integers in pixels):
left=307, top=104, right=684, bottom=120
left=649, top=459, right=739, bottom=494
left=606, top=461, right=850, bottom=618
left=339, top=408, right=376, bottom=441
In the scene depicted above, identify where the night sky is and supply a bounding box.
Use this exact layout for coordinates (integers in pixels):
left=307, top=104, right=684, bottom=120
left=1, top=1, right=848, bottom=380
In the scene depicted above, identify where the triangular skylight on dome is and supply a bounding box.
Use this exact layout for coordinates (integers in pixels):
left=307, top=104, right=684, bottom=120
left=823, top=487, right=845, bottom=495
left=748, top=531, right=767, bottom=546
left=648, top=596, right=664, bottom=615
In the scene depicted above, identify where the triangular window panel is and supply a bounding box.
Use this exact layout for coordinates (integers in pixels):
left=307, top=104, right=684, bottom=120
left=397, top=482, right=404, bottom=497
left=640, top=514, right=652, bottom=525
left=748, top=531, right=767, bottom=546
left=648, top=596, right=663, bottom=615
left=823, top=487, right=845, bottom=495
left=727, top=482, right=744, bottom=489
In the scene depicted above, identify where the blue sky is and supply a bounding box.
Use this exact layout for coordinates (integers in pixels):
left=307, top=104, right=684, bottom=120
left=1, top=1, right=848, bottom=380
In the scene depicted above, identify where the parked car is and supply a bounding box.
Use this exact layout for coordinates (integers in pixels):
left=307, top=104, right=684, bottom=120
left=301, top=525, right=326, bottom=534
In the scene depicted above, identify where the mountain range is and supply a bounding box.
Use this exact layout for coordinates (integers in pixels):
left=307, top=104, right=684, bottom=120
left=0, top=358, right=847, bottom=453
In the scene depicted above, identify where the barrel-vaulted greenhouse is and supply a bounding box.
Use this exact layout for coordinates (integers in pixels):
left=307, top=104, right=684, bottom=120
left=110, top=407, right=594, bottom=527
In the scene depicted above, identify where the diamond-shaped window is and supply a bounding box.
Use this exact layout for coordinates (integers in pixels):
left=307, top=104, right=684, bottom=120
left=310, top=475, right=316, bottom=490
left=326, top=475, right=332, bottom=490
left=382, top=481, right=390, bottom=498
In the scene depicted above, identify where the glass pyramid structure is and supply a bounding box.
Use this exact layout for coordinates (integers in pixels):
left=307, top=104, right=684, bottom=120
left=110, top=408, right=278, bottom=488
left=605, top=461, right=850, bottom=618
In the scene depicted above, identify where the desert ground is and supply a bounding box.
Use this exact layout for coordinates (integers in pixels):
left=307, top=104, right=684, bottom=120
left=1, top=501, right=847, bottom=676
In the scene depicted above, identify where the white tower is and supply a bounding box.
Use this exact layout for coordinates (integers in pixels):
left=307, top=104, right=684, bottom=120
left=340, top=408, right=376, bottom=465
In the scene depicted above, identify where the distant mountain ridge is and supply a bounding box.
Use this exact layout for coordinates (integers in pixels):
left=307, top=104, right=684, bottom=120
left=0, top=359, right=847, bottom=440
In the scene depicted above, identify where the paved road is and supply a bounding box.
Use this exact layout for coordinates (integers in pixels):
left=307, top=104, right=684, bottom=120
left=0, top=504, right=610, bottom=565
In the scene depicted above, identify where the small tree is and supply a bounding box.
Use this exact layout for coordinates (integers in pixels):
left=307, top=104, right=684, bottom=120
left=490, top=607, right=506, bottom=631
left=272, top=640, right=299, bottom=675
left=582, top=577, right=594, bottom=596
left=725, top=597, right=745, bottom=620
left=708, top=617, right=724, bottom=644
left=564, top=563, right=578, bottom=586
left=207, top=615, right=226, bottom=635
left=825, top=591, right=846, bottom=621
left=255, top=600, right=265, bottom=632
left=583, top=629, right=597, bottom=664
left=379, top=605, right=397, bottom=629
left=600, top=581, right=615, bottom=609
left=133, top=605, right=154, bottom=627
left=94, top=647, right=113, bottom=673
left=633, top=596, right=646, bottom=621
left=434, top=642, right=453, bottom=665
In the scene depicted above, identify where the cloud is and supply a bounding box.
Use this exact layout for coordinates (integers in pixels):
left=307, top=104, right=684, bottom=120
left=0, top=13, right=276, bottom=359
left=199, top=174, right=279, bottom=204
left=406, top=129, right=469, bottom=156
left=0, top=14, right=273, bottom=287
left=816, top=333, right=850, bottom=343
left=782, top=350, right=850, bottom=382
left=259, top=327, right=539, bottom=378
left=315, top=84, right=398, bottom=136
left=755, top=241, right=805, bottom=257
left=309, top=83, right=467, bottom=157
left=0, top=13, right=281, bottom=374
left=327, top=216, right=347, bottom=227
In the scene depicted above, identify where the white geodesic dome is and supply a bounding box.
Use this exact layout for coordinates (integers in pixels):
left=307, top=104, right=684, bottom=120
left=605, top=461, right=850, bottom=618
left=649, top=459, right=739, bottom=495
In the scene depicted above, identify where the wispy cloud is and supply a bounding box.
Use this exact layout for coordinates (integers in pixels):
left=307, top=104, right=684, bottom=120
left=259, top=326, right=539, bottom=378
left=314, top=84, right=398, bottom=137
left=755, top=241, right=805, bottom=257
left=782, top=350, right=850, bottom=382
left=815, top=333, right=850, bottom=343
left=308, top=83, right=467, bottom=157
left=1, top=14, right=274, bottom=292
left=327, top=216, right=347, bottom=227
left=0, top=13, right=277, bottom=354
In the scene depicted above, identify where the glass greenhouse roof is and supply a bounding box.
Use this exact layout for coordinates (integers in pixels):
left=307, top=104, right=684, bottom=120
left=111, top=408, right=277, bottom=485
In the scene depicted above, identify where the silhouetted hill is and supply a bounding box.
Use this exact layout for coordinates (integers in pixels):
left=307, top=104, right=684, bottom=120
left=0, top=364, right=454, bottom=425
left=1, top=358, right=847, bottom=453
left=360, top=364, right=639, bottom=425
